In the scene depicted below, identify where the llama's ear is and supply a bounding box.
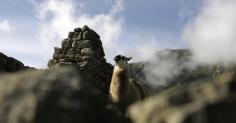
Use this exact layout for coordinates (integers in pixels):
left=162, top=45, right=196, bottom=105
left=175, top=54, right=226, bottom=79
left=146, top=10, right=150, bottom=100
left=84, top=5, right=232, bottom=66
left=127, top=57, right=132, bottom=61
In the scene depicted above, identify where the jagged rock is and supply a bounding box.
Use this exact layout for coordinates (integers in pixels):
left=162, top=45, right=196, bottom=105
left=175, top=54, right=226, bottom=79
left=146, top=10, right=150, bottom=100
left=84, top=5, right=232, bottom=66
left=61, top=38, right=73, bottom=49
left=78, top=32, right=83, bottom=40
left=0, top=53, right=8, bottom=67
left=48, top=25, right=113, bottom=95
left=81, top=48, right=94, bottom=55
left=74, top=27, right=81, bottom=32
left=4, top=57, right=25, bottom=71
left=128, top=72, right=236, bottom=123
left=68, top=32, right=74, bottom=38
left=82, top=25, right=89, bottom=31
left=0, top=52, right=33, bottom=73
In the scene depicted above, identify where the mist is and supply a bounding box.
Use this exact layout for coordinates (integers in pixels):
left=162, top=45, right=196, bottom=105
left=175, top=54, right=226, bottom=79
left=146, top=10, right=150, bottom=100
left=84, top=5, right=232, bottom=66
left=123, top=33, right=191, bottom=88
left=127, top=0, right=236, bottom=88
left=142, top=49, right=191, bottom=87
left=183, top=0, right=236, bottom=65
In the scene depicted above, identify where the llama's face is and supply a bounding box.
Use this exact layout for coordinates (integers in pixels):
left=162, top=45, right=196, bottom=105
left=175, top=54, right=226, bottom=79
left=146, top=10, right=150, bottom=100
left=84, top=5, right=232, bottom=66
left=114, top=55, right=132, bottom=68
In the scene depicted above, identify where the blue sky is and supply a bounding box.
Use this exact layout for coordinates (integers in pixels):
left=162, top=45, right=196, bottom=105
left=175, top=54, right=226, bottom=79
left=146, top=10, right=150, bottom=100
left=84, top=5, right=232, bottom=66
left=0, top=0, right=204, bottom=68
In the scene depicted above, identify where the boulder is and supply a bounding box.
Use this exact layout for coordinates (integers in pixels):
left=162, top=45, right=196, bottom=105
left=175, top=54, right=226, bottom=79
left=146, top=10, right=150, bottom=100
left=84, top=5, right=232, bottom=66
left=74, top=28, right=81, bottom=32
left=68, top=32, right=74, bottom=38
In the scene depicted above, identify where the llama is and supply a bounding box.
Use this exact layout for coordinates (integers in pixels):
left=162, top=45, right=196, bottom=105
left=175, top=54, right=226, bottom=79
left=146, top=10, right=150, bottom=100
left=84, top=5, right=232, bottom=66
left=109, top=55, right=149, bottom=109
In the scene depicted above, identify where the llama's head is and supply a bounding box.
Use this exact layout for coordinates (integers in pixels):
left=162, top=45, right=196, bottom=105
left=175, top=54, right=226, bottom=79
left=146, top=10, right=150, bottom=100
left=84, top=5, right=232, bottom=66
left=114, top=55, right=132, bottom=68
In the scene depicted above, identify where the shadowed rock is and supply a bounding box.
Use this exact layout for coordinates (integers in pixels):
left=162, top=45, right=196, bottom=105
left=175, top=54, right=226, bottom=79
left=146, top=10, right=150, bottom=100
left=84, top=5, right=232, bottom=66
left=0, top=52, right=33, bottom=73
left=0, top=67, right=113, bottom=123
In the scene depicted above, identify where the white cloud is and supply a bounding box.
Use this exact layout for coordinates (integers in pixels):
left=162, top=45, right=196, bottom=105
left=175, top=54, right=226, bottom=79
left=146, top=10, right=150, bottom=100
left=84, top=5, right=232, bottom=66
left=110, top=0, right=124, bottom=16
left=0, top=20, right=11, bottom=32
left=124, top=33, right=160, bottom=62
left=36, top=0, right=124, bottom=62
left=0, top=41, right=45, bottom=68
left=183, top=0, right=236, bottom=65
left=0, top=29, right=46, bottom=68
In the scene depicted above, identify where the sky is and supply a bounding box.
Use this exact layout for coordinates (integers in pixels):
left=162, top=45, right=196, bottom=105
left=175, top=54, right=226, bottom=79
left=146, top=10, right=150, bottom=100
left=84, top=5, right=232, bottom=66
left=1, top=0, right=233, bottom=68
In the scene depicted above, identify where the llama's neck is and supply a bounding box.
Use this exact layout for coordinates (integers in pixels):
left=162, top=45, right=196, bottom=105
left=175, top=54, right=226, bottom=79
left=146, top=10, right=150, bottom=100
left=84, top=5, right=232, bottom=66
left=110, top=65, right=130, bottom=102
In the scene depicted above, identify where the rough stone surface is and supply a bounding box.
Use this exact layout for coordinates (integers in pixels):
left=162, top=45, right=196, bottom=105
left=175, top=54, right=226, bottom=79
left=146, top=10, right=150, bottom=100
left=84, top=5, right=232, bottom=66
left=0, top=67, right=125, bottom=123
left=128, top=72, right=236, bottom=123
left=0, top=52, right=33, bottom=73
left=48, top=25, right=113, bottom=95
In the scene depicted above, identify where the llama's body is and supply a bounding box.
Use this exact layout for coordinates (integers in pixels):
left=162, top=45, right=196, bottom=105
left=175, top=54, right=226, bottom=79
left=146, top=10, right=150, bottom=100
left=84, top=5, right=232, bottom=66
left=109, top=55, right=148, bottom=108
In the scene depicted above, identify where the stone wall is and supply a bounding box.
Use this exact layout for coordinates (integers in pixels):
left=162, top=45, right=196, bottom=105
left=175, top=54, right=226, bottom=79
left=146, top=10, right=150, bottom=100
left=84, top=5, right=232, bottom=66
left=48, top=25, right=113, bottom=94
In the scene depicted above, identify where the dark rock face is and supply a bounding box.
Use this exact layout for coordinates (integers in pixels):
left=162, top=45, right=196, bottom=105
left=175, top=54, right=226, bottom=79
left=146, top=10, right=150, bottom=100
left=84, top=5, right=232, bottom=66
left=48, top=25, right=113, bottom=94
left=128, top=72, right=236, bottom=123
left=0, top=67, right=113, bottom=123
left=0, top=52, right=32, bottom=73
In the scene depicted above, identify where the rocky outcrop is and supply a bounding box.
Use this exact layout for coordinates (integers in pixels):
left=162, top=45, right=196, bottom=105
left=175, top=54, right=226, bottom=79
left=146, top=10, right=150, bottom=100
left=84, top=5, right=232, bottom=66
left=128, top=72, right=236, bottom=123
left=48, top=25, right=113, bottom=94
left=0, top=52, right=32, bottom=73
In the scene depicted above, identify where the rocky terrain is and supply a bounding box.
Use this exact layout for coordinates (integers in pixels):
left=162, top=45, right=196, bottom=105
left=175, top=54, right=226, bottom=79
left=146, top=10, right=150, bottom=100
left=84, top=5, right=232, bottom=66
left=0, top=26, right=236, bottom=123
